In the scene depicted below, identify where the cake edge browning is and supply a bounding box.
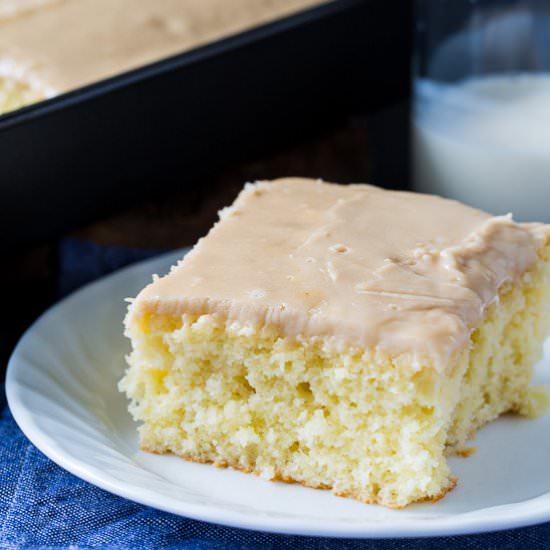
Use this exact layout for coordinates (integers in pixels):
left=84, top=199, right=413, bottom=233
left=141, top=445, right=458, bottom=509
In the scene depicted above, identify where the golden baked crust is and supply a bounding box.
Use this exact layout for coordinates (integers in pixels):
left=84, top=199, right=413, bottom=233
left=142, top=446, right=457, bottom=509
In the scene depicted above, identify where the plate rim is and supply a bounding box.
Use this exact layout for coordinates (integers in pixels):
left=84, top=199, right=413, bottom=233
left=5, top=249, right=550, bottom=539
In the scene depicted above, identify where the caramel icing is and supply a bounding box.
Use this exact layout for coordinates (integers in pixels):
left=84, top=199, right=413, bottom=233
left=0, top=0, right=66, bottom=22
left=129, top=178, right=546, bottom=371
left=0, top=0, right=323, bottom=94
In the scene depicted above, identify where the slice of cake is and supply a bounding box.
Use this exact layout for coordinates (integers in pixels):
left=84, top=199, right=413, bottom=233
left=120, top=178, right=550, bottom=508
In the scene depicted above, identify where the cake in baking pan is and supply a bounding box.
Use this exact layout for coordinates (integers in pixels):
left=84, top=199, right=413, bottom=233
left=120, top=178, right=550, bottom=508
left=0, top=0, right=323, bottom=115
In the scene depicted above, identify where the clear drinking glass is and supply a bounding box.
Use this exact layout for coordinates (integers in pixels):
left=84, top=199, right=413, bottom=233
left=413, top=0, right=550, bottom=222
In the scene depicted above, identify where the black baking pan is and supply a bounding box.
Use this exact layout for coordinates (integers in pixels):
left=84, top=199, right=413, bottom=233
left=0, top=0, right=411, bottom=251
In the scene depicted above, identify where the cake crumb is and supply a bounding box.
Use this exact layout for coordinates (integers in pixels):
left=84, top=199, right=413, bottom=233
left=455, top=447, right=477, bottom=458
left=519, top=385, right=550, bottom=418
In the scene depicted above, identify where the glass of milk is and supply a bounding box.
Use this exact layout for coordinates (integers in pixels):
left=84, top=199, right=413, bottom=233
left=413, top=1, right=550, bottom=222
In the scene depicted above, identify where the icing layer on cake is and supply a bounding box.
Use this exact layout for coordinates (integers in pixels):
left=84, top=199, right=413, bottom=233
left=0, top=0, right=323, bottom=94
left=130, top=178, right=546, bottom=370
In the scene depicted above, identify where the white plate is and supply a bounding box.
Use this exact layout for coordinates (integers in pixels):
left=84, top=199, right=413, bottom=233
left=6, top=249, right=550, bottom=538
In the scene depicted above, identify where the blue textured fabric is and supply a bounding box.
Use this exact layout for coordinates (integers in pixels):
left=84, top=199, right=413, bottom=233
left=2, top=238, right=550, bottom=549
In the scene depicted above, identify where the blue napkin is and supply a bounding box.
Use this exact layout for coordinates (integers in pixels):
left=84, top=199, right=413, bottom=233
left=2, top=239, right=550, bottom=549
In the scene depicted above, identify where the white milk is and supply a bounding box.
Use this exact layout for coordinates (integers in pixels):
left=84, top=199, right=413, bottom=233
left=413, top=74, right=550, bottom=222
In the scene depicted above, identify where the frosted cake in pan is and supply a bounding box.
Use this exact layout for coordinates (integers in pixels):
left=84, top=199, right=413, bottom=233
left=0, top=0, right=323, bottom=115
left=120, top=178, right=550, bottom=508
